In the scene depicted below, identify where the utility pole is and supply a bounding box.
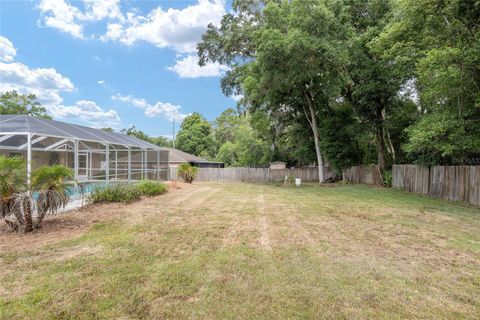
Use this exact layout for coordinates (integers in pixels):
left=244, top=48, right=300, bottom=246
left=172, top=118, right=175, bottom=149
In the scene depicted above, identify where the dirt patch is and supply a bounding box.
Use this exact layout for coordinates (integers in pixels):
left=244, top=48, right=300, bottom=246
left=0, top=185, right=188, bottom=252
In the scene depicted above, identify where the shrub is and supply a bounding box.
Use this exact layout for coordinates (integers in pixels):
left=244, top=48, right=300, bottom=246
left=90, top=183, right=141, bottom=203
left=32, top=165, right=74, bottom=229
left=138, top=180, right=168, bottom=196
left=1, top=161, right=73, bottom=233
left=177, top=163, right=198, bottom=183
left=90, top=181, right=168, bottom=203
left=382, top=169, right=392, bottom=187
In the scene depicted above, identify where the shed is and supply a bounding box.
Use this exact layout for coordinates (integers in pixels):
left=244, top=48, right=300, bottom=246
left=269, top=161, right=287, bottom=170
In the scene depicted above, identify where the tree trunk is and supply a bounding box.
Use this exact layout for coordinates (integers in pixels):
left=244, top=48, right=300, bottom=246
left=376, top=107, right=386, bottom=172
left=22, top=196, right=33, bottom=233
left=381, top=109, right=396, bottom=164
left=304, top=90, right=325, bottom=183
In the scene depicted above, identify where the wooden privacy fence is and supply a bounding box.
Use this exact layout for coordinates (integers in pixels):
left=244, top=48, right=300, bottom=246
left=342, top=165, right=384, bottom=186
left=392, top=165, right=480, bottom=207
left=169, top=167, right=322, bottom=183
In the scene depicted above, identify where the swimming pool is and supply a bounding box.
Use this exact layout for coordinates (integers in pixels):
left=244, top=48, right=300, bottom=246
left=66, top=182, right=112, bottom=198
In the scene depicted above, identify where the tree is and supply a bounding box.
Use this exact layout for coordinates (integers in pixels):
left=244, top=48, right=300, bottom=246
left=120, top=125, right=172, bottom=148
left=199, top=0, right=350, bottom=182
left=175, top=113, right=214, bottom=158
left=121, top=125, right=153, bottom=143
left=0, top=90, right=51, bottom=119
left=211, top=109, right=271, bottom=167
left=343, top=0, right=412, bottom=171
left=212, top=108, right=241, bottom=151
left=151, top=136, right=173, bottom=148
left=374, top=0, right=480, bottom=165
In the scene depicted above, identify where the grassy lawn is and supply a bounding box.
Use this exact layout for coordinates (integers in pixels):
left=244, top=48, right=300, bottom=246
left=1, top=183, right=480, bottom=319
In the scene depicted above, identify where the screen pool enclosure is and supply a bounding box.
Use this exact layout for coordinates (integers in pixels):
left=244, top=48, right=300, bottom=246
left=0, top=115, right=170, bottom=185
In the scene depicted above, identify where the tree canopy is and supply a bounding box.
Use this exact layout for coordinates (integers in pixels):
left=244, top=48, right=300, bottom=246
left=175, top=113, right=214, bottom=159
left=195, top=0, right=480, bottom=173
left=0, top=91, right=51, bottom=119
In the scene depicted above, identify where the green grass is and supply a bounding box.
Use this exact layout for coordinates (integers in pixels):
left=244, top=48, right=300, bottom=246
left=1, top=183, right=480, bottom=319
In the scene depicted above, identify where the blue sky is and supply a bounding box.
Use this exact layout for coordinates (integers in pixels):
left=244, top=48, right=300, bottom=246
left=0, top=0, right=237, bottom=137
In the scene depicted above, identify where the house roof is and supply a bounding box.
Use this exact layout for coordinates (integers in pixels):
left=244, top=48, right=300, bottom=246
left=0, top=115, right=165, bottom=150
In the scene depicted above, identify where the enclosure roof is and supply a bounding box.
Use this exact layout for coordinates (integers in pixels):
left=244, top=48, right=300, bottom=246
left=0, top=115, right=165, bottom=150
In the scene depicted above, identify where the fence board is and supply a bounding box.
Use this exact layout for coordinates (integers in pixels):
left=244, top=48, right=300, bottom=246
left=169, top=167, right=323, bottom=183
left=342, top=165, right=384, bottom=186
left=393, top=165, right=480, bottom=207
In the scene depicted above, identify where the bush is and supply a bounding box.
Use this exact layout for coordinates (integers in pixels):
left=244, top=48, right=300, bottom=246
left=382, top=169, right=392, bottom=187
left=90, top=181, right=168, bottom=203
left=138, top=180, right=168, bottom=196
left=90, top=183, right=141, bottom=203
left=177, top=163, right=198, bottom=183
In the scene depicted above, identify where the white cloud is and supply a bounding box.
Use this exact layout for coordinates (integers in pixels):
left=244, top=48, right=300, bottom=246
left=111, top=93, right=148, bottom=109
left=103, top=0, right=226, bottom=53
left=48, top=100, right=121, bottom=128
left=0, top=36, right=16, bottom=62
left=0, top=36, right=122, bottom=128
left=37, top=0, right=124, bottom=39
left=37, top=0, right=85, bottom=39
left=168, top=54, right=229, bottom=78
left=80, top=0, right=124, bottom=22
left=37, top=0, right=226, bottom=54
left=97, top=80, right=105, bottom=84
left=0, top=60, right=74, bottom=105
left=112, top=93, right=187, bottom=121
left=145, top=102, right=187, bottom=122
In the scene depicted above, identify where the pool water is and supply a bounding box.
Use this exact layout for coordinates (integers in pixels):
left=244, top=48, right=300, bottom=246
left=66, top=182, right=111, bottom=197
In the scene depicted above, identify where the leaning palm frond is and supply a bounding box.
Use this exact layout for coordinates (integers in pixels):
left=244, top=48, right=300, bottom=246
left=35, top=188, right=69, bottom=227
left=31, top=165, right=73, bottom=191
left=0, top=156, right=27, bottom=218
left=31, top=165, right=73, bottom=230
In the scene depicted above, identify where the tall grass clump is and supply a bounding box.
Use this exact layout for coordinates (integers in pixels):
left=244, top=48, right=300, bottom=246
left=90, top=184, right=141, bottom=203
left=138, top=180, right=168, bottom=196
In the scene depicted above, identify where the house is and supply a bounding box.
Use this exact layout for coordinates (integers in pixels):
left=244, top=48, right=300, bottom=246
left=166, top=148, right=224, bottom=168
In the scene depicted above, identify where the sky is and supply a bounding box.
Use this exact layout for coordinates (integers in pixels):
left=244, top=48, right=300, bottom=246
left=0, top=0, right=238, bottom=138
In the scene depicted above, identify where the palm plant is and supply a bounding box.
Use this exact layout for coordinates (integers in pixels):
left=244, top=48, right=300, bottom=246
left=0, top=156, right=27, bottom=219
left=31, top=165, right=73, bottom=228
left=177, top=163, right=198, bottom=183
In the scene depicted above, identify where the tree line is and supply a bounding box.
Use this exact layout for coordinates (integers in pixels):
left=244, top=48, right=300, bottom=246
left=194, top=0, right=480, bottom=181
